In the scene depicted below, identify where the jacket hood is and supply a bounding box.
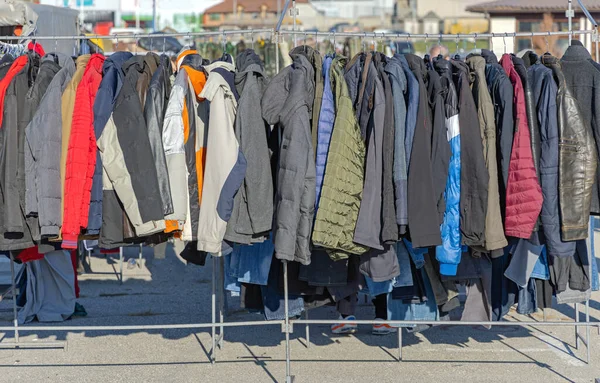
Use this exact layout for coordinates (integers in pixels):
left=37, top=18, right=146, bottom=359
left=289, top=45, right=321, bottom=72
left=385, top=55, right=407, bottom=88
left=521, top=50, right=539, bottom=67
left=262, top=54, right=315, bottom=126
left=158, top=54, right=173, bottom=77
left=87, top=53, right=105, bottom=75
left=102, top=51, right=132, bottom=77
left=562, top=39, right=592, bottom=61
left=433, top=56, right=453, bottom=83
left=204, top=60, right=234, bottom=74
left=122, top=55, right=145, bottom=75
left=405, top=53, right=428, bottom=82
left=481, top=49, right=499, bottom=64
left=199, top=61, right=236, bottom=102
left=466, top=54, right=487, bottom=73
left=180, top=54, right=204, bottom=71
left=177, top=48, right=197, bottom=70
left=42, top=52, right=71, bottom=68
left=235, top=49, right=264, bottom=74
left=75, top=54, right=90, bottom=70
left=144, top=52, right=160, bottom=75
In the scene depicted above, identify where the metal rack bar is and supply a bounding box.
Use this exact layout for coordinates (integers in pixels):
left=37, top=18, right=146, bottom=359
left=278, top=30, right=596, bottom=39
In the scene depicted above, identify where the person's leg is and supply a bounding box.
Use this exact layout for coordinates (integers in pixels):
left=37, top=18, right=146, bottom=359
left=372, top=293, right=397, bottom=335
left=332, top=293, right=358, bottom=334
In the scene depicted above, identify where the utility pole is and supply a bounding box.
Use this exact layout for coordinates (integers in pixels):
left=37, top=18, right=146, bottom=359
left=135, top=0, right=140, bottom=29
left=152, top=0, right=157, bottom=31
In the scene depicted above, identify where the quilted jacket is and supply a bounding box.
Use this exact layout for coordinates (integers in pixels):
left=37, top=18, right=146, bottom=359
left=62, top=54, right=105, bottom=248
left=312, top=55, right=368, bottom=257
left=315, top=55, right=334, bottom=210
left=500, top=54, right=543, bottom=238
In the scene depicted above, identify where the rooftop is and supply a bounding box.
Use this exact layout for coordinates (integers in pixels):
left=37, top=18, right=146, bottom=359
left=204, top=0, right=308, bottom=14
left=467, top=0, right=600, bottom=13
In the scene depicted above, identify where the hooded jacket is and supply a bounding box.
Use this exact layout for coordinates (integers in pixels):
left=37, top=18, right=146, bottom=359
left=500, top=54, right=543, bottom=238
left=543, top=54, right=597, bottom=243
left=345, top=53, right=385, bottom=250
left=482, top=49, right=514, bottom=203
left=451, top=59, right=489, bottom=247
left=224, top=49, right=273, bottom=244
left=312, top=55, right=368, bottom=258
left=62, top=54, right=105, bottom=248
left=405, top=54, right=442, bottom=248
left=0, top=52, right=40, bottom=250
left=315, top=55, right=334, bottom=211
left=25, top=54, right=75, bottom=239
left=560, top=40, right=600, bottom=214
left=24, top=53, right=62, bottom=228
left=197, top=61, right=246, bottom=254
left=386, top=55, right=409, bottom=229
left=290, top=46, right=323, bottom=157
left=466, top=55, right=508, bottom=252
left=92, top=51, right=132, bottom=247
left=163, top=54, right=208, bottom=240
left=143, top=54, right=174, bottom=217
left=0, top=54, right=13, bottom=79
left=97, top=55, right=166, bottom=239
left=262, top=54, right=316, bottom=265
left=432, top=57, right=461, bottom=275
left=137, top=52, right=160, bottom=107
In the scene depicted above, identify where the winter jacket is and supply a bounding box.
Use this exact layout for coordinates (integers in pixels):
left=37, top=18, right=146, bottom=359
left=0, top=53, right=40, bottom=250
left=0, top=55, right=26, bottom=129
left=312, top=55, right=368, bottom=258
left=137, top=52, right=159, bottom=107
left=543, top=54, right=598, bottom=243
left=24, top=53, right=62, bottom=226
left=536, top=55, right=577, bottom=257
left=0, top=54, right=13, bottom=79
left=25, top=54, right=75, bottom=238
left=143, top=54, right=174, bottom=217
left=482, top=49, right=514, bottom=202
left=315, top=55, right=334, bottom=210
left=500, top=54, right=543, bottom=238
left=345, top=53, right=385, bottom=250
left=60, top=55, right=90, bottom=235
left=399, top=55, right=419, bottom=172
left=466, top=55, right=508, bottom=251
left=97, top=56, right=166, bottom=238
left=405, top=54, right=441, bottom=248
left=62, top=54, right=105, bottom=248
left=224, top=49, right=273, bottom=244
left=560, top=40, right=600, bottom=214
left=163, top=54, right=208, bottom=239
left=290, top=46, right=323, bottom=157
left=451, top=59, right=489, bottom=247
left=374, top=52, right=398, bottom=244
left=92, top=52, right=132, bottom=247
left=262, top=54, right=316, bottom=265
left=433, top=57, right=461, bottom=276
left=386, top=55, right=409, bottom=229
left=197, top=61, right=246, bottom=254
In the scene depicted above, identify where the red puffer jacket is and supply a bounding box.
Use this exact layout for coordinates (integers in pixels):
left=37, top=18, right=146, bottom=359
left=500, top=54, right=543, bottom=238
left=62, top=54, right=105, bottom=248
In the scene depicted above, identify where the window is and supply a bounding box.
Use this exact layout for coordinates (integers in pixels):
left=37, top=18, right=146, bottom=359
left=209, top=13, right=221, bottom=21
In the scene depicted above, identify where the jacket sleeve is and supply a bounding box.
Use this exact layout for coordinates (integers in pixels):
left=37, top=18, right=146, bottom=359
left=498, top=78, right=514, bottom=190
left=393, top=81, right=408, bottom=227
left=24, top=115, right=39, bottom=216
left=162, top=82, right=188, bottom=230
left=2, top=91, right=23, bottom=233
left=144, top=84, right=173, bottom=216
left=431, top=93, right=451, bottom=223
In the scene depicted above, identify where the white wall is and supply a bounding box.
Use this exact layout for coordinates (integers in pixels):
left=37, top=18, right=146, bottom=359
left=416, top=0, right=483, bottom=19
left=490, top=17, right=516, bottom=54
left=311, top=0, right=394, bottom=19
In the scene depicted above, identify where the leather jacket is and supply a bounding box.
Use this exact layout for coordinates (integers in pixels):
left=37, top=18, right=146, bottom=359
left=542, top=54, right=597, bottom=241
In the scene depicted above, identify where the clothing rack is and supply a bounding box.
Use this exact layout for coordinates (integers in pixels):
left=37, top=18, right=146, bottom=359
left=0, top=9, right=596, bottom=382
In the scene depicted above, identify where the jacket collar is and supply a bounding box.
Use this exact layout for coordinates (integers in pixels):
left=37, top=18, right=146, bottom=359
left=562, top=39, right=592, bottom=61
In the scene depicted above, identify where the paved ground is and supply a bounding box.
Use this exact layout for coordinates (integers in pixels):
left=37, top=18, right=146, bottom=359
left=0, top=240, right=598, bottom=383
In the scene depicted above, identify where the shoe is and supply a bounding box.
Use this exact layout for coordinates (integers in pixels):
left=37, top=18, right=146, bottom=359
left=372, top=318, right=397, bottom=335
left=331, top=315, right=357, bottom=334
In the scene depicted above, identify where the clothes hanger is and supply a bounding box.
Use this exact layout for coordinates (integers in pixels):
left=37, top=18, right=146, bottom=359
left=423, top=33, right=430, bottom=63
left=453, top=34, right=461, bottom=60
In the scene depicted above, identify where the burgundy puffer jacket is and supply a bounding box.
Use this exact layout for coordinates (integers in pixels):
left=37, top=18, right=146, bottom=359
left=500, top=54, right=543, bottom=238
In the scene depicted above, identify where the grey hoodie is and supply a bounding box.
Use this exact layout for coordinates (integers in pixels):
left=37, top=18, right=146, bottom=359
left=262, top=54, right=316, bottom=265
left=224, top=49, right=274, bottom=244
left=25, top=53, right=75, bottom=238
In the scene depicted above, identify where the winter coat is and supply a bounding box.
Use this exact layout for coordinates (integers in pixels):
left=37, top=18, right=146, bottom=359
left=432, top=57, right=461, bottom=276
left=374, top=52, right=398, bottom=244
left=0, top=53, right=40, bottom=250
left=451, top=59, right=489, bottom=247
left=162, top=54, right=207, bottom=240
left=537, top=55, right=577, bottom=257
left=405, top=53, right=442, bottom=248
left=290, top=46, right=323, bottom=157
left=224, top=49, right=273, bottom=244
left=499, top=54, right=543, bottom=238
left=24, top=53, right=62, bottom=230
left=143, top=54, right=174, bottom=217
left=0, top=55, right=13, bottom=78
left=97, top=56, right=166, bottom=238
left=60, top=55, right=90, bottom=236
left=560, top=40, right=600, bottom=214
left=197, top=61, right=246, bottom=254
left=25, top=54, right=75, bottom=239
left=315, top=55, right=334, bottom=210
left=345, top=53, right=385, bottom=250
left=262, top=54, right=316, bottom=265
left=399, top=55, right=419, bottom=172
left=62, top=54, right=105, bottom=248
left=543, top=54, right=598, bottom=243
left=312, top=55, right=368, bottom=257
left=92, top=52, right=132, bottom=247
left=137, top=52, right=159, bottom=107
left=466, top=55, right=508, bottom=251
left=386, top=55, right=408, bottom=229
left=482, top=49, right=514, bottom=203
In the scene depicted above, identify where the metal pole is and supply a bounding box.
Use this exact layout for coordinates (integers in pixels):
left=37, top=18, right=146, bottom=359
left=211, top=256, right=216, bottom=363
left=152, top=0, right=157, bottom=32
left=575, top=302, right=580, bottom=349
left=304, top=309, right=310, bottom=348
left=9, top=253, right=18, bottom=344
left=119, top=247, right=123, bottom=284
left=138, top=243, right=143, bottom=268
left=568, top=0, right=573, bottom=45
left=218, top=256, right=225, bottom=349
left=397, top=328, right=402, bottom=362
left=292, top=0, right=297, bottom=47
left=283, top=260, right=292, bottom=383
left=585, top=299, right=591, bottom=364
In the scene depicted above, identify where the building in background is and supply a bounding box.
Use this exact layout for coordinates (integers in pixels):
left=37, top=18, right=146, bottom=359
left=395, top=0, right=487, bottom=34
left=467, top=0, right=600, bottom=56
